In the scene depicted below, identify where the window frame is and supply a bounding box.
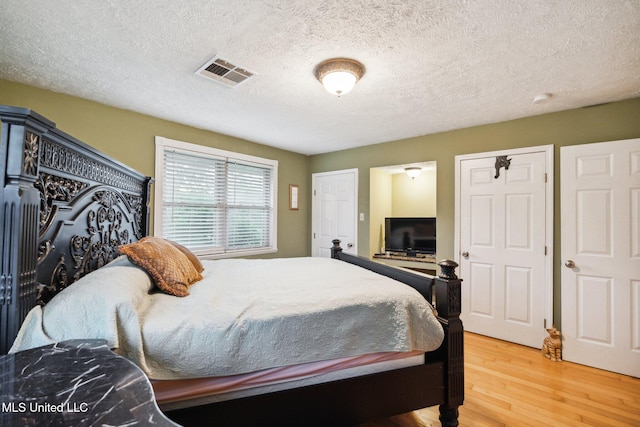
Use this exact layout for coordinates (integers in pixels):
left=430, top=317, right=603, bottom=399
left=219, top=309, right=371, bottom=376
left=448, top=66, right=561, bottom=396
left=154, top=136, right=278, bottom=258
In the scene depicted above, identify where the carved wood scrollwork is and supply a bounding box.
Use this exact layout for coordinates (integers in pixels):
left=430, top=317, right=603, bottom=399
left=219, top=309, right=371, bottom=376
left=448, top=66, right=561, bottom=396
left=37, top=255, right=68, bottom=306
left=70, top=190, right=131, bottom=282
left=122, top=192, right=145, bottom=240
left=36, top=172, right=89, bottom=231
left=448, top=281, right=461, bottom=317
left=37, top=240, right=54, bottom=264
left=35, top=187, right=136, bottom=304
left=40, top=137, right=144, bottom=194
left=23, top=132, right=39, bottom=176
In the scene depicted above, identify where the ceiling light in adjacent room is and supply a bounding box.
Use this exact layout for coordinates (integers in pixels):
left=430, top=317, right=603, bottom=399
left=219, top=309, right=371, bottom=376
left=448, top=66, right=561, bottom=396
left=533, top=93, right=553, bottom=104
left=405, top=167, right=422, bottom=179
left=315, top=58, right=365, bottom=96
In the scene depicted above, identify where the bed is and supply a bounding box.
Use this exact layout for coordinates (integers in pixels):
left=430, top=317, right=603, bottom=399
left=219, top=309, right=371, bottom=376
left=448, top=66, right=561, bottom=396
left=0, top=105, right=464, bottom=426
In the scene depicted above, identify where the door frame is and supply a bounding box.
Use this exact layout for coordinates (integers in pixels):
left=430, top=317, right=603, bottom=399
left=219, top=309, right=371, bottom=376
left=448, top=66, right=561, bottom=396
left=454, top=144, right=555, bottom=330
left=311, top=168, right=359, bottom=257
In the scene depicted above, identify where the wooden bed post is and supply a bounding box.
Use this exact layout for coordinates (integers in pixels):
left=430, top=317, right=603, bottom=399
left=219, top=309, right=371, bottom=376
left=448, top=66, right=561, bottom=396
left=434, top=259, right=464, bottom=427
left=0, top=108, right=52, bottom=354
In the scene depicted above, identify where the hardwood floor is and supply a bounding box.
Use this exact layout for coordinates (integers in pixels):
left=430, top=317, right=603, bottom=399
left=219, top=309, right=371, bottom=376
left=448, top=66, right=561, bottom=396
left=357, top=332, right=640, bottom=427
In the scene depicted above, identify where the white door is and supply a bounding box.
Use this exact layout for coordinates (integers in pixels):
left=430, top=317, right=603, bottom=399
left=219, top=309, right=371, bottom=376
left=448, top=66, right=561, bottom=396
left=312, top=169, right=358, bottom=258
left=457, top=146, right=553, bottom=348
left=561, top=138, right=640, bottom=377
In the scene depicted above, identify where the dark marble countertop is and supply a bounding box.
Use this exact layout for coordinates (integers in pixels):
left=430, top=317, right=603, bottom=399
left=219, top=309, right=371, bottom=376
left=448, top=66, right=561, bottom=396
left=0, top=339, right=180, bottom=427
left=372, top=252, right=437, bottom=263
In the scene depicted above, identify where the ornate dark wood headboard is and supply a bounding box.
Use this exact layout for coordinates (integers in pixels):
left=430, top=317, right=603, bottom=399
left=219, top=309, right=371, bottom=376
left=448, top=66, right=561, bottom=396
left=0, top=105, right=152, bottom=354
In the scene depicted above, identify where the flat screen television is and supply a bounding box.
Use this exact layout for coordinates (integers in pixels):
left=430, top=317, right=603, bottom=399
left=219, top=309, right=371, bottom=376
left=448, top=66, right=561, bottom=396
left=385, top=217, right=436, bottom=254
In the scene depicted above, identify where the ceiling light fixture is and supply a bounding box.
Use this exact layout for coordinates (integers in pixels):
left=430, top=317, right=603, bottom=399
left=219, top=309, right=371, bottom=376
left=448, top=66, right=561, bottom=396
left=315, top=58, right=365, bottom=96
left=405, top=167, right=422, bottom=179
left=533, top=93, right=553, bottom=104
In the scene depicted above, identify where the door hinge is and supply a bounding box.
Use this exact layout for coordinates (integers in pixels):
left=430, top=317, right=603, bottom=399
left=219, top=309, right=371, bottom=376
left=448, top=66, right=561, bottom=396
left=545, top=246, right=548, bottom=255
left=544, top=173, right=548, bottom=183
left=313, top=189, right=316, bottom=196
left=313, top=233, right=316, bottom=239
left=544, top=319, right=547, bottom=328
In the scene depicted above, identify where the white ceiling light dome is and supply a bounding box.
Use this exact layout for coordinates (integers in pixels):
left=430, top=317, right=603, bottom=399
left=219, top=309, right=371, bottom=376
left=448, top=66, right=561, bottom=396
left=315, top=58, right=365, bottom=96
left=404, top=167, right=422, bottom=179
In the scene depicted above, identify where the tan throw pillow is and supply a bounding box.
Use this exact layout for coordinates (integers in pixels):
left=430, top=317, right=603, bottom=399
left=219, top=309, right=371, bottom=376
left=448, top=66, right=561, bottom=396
left=167, top=239, right=205, bottom=273
left=118, top=237, right=202, bottom=297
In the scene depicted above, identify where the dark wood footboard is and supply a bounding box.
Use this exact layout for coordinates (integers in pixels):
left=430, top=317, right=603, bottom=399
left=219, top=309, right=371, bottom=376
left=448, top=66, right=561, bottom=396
left=331, top=240, right=464, bottom=426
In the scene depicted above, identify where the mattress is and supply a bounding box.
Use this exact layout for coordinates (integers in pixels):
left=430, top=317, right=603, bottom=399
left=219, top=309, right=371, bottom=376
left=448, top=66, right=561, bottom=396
left=12, top=256, right=443, bottom=380
left=154, top=351, right=425, bottom=411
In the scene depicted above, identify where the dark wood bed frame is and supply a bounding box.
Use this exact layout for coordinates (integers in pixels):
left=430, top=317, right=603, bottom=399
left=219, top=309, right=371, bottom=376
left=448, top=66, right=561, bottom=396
left=0, top=106, right=463, bottom=427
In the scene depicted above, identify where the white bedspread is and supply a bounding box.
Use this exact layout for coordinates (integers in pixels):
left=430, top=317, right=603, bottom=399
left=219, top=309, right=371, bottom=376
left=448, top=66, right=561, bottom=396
left=11, top=256, right=443, bottom=380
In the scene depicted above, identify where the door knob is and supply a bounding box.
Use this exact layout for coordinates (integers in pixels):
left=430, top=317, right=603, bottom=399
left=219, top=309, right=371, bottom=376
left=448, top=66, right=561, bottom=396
left=347, top=243, right=353, bottom=248
left=461, top=251, right=469, bottom=258
left=565, top=260, right=576, bottom=268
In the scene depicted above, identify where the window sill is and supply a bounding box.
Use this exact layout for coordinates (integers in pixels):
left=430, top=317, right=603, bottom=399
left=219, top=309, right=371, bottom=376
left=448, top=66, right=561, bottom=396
left=198, top=247, right=278, bottom=260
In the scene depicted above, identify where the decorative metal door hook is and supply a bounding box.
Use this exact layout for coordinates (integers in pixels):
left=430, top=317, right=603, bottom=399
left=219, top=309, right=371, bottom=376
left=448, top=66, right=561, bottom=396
left=494, top=155, right=511, bottom=179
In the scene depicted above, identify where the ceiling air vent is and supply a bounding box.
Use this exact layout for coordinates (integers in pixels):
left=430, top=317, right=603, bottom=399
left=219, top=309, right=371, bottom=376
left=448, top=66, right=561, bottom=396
left=195, top=56, right=256, bottom=88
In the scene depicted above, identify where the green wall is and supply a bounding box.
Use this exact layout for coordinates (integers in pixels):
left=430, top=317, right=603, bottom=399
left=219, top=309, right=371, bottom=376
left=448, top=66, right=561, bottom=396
left=0, top=79, right=311, bottom=258
left=391, top=168, right=436, bottom=218
left=310, top=97, right=640, bottom=325
left=3, top=77, right=639, bottom=325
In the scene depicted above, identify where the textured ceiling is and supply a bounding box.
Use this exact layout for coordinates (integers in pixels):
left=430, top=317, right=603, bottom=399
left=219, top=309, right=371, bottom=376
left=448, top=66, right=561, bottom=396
left=1, top=0, right=639, bottom=155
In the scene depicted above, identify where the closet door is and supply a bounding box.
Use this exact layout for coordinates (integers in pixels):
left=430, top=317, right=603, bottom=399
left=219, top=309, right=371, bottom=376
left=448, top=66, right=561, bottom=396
left=561, top=138, right=640, bottom=377
left=457, top=146, right=552, bottom=348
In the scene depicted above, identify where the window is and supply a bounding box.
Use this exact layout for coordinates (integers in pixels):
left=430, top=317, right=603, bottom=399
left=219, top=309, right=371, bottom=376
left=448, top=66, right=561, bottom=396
left=154, top=137, right=277, bottom=257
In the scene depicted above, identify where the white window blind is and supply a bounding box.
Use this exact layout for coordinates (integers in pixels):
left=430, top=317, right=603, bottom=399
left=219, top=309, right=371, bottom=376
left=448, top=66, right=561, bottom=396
left=155, top=137, right=277, bottom=257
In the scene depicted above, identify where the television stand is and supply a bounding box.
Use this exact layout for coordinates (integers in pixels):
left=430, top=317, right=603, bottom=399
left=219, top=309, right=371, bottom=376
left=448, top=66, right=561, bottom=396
left=372, top=252, right=437, bottom=275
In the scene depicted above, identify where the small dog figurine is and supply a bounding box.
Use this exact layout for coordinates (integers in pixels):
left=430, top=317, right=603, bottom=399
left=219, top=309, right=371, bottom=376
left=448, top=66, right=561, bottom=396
left=542, top=326, right=562, bottom=361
